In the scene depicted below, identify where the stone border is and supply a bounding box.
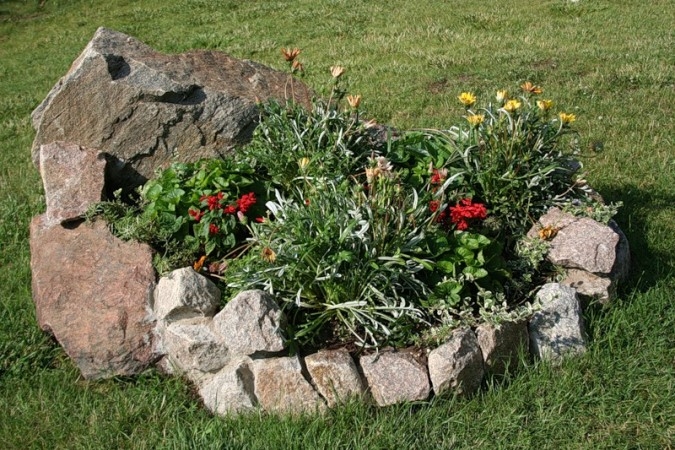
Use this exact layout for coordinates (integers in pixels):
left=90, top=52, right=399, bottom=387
left=153, top=270, right=593, bottom=415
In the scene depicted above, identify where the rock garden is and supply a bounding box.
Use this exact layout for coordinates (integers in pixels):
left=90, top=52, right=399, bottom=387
left=30, top=28, right=630, bottom=416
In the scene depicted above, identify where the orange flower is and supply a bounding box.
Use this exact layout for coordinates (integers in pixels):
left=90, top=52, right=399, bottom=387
left=292, top=60, right=304, bottom=73
left=330, top=65, right=345, bottom=78
left=262, top=247, right=277, bottom=263
left=193, top=255, right=207, bottom=272
left=521, top=81, right=543, bottom=95
left=281, top=47, right=301, bottom=62
left=347, top=94, right=362, bottom=109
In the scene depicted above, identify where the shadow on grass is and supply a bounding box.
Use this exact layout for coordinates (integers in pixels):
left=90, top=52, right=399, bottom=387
left=600, top=182, right=675, bottom=295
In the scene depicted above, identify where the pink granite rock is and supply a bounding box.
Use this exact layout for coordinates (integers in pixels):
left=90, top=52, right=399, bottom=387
left=30, top=217, right=157, bottom=379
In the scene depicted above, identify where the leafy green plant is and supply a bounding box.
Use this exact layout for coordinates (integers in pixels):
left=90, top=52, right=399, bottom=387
left=432, top=85, right=586, bottom=238
left=88, top=158, right=266, bottom=272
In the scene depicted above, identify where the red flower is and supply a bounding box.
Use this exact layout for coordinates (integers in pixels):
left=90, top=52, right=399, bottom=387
left=448, top=198, right=487, bottom=231
left=429, top=200, right=440, bottom=213
left=236, top=192, right=257, bottom=214
left=223, top=205, right=237, bottom=214
left=255, top=217, right=265, bottom=223
left=209, top=223, right=219, bottom=235
left=188, top=208, right=204, bottom=222
left=206, top=195, right=220, bottom=211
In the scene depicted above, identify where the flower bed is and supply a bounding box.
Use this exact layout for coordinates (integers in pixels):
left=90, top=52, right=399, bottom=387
left=91, top=72, right=620, bottom=352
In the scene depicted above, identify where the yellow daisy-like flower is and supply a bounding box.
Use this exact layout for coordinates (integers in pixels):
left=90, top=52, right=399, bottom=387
left=298, top=157, right=310, bottom=170
left=496, top=90, right=508, bottom=103
left=466, top=114, right=485, bottom=127
left=503, top=99, right=522, bottom=112
left=559, top=112, right=576, bottom=124
left=521, top=81, right=543, bottom=95
left=458, top=92, right=477, bottom=107
left=536, top=99, right=554, bottom=111
left=347, top=94, right=362, bottom=109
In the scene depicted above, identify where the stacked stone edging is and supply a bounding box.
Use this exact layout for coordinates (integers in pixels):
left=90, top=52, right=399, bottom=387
left=151, top=268, right=598, bottom=415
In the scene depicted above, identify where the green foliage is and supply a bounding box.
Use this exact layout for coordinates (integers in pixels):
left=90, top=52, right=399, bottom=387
left=225, top=175, right=433, bottom=348
left=88, top=158, right=266, bottom=273
left=440, top=90, right=585, bottom=237
left=241, top=99, right=375, bottom=191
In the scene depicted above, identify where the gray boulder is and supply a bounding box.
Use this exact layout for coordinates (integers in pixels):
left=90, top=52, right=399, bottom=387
left=428, top=328, right=484, bottom=396
left=199, top=358, right=257, bottom=415
left=31, top=27, right=312, bottom=192
left=529, top=283, right=587, bottom=361
left=153, top=267, right=221, bottom=324
left=161, top=317, right=229, bottom=381
left=475, top=320, right=528, bottom=375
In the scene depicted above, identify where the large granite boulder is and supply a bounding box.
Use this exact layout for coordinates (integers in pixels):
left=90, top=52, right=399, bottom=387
left=30, top=218, right=157, bottom=379
left=31, top=27, right=312, bottom=192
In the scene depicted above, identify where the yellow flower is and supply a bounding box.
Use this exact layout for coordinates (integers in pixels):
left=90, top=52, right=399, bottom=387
left=298, top=157, right=310, bottom=170
left=330, top=65, right=345, bottom=78
left=536, top=99, right=554, bottom=111
left=466, top=114, right=485, bottom=127
left=559, top=112, right=576, bottom=124
left=521, top=81, right=543, bottom=95
left=496, top=90, right=508, bottom=103
left=262, top=247, right=277, bottom=263
left=281, top=47, right=301, bottom=62
left=347, top=94, right=362, bottom=109
left=458, top=92, right=477, bottom=107
left=503, top=99, right=522, bottom=112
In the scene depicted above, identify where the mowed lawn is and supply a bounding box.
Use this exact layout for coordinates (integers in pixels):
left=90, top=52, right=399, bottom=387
left=1, top=0, right=673, bottom=448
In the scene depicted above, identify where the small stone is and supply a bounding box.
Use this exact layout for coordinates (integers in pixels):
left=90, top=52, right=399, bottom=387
left=161, top=317, right=229, bottom=381
left=359, top=350, right=430, bottom=406
left=153, top=267, right=220, bottom=324
left=528, top=207, right=623, bottom=275
left=199, top=358, right=257, bottom=415
left=475, top=320, right=529, bottom=375
left=428, top=328, right=484, bottom=396
left=305, top=348, right=365, bottom=407
left=213, top=290, right=286, bottom=356
left=251, top=356, right=325, bottom=414
left=563, top=269, right=614, bottom=304
left=529, top=283, right=587, bottom=361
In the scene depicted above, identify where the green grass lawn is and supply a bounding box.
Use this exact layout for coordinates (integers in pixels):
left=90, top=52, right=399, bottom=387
left=1, top=0, right=674, bottom=448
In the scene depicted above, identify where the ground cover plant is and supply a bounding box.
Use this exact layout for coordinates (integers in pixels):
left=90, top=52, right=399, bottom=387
left=1, top=0, right=673, bottom=448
